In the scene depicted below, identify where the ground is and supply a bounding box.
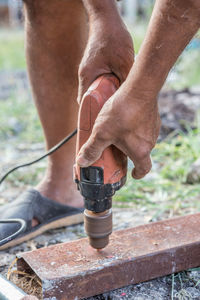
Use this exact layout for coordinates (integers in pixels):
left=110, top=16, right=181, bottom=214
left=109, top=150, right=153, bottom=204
left=0, top=29, right=200, bottom=299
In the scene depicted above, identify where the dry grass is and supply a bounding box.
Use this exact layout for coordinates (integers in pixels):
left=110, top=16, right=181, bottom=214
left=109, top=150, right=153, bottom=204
left=7, top=258, right=42, bottom=300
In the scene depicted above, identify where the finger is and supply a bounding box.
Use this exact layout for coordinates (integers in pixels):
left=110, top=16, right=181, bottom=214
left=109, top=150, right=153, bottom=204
left=131, top=154, right=152, bottom=179
left=76, top=131, right=110, bottom=167
left=115, top=140, right=152, bottom=180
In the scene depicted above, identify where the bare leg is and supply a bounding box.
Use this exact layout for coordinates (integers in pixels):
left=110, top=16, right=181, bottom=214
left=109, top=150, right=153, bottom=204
left=23, top=0, right=88, bottom=208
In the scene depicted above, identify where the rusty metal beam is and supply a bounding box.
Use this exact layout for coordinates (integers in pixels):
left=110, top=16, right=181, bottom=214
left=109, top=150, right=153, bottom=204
left=17, top=213, right=200, bottom=300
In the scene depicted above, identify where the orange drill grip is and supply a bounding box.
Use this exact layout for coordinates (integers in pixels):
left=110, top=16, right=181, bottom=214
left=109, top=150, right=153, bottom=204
left=75, top=74, right=127, bottom=185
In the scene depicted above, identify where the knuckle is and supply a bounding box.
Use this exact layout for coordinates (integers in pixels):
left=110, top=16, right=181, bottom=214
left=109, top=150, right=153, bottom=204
left=134, top=164, right=151, bottom=179
left=93, top=120, right=112, bottom=143
left=94, top=128, right=107, bottom=143
left=78, top=63, right=89, bottom=78
left=142, top=164, right=152, bottom=175
left=84, top=144, right=99, bottom=161
left=137, top=146, right=151, bottom=160
left=140, top=164, right=151, bottom=175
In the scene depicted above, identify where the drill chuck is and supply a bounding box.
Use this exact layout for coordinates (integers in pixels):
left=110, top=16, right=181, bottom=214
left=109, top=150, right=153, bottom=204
left=84, top=209, right=112, bottom=249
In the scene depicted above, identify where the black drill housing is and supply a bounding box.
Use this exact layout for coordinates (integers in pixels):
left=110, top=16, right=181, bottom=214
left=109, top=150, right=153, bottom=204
left=75, top=166, right=126, bottom=213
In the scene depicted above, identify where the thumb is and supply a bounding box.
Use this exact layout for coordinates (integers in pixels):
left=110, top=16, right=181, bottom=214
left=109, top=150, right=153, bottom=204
left=76, top=132, right=110, bottom=167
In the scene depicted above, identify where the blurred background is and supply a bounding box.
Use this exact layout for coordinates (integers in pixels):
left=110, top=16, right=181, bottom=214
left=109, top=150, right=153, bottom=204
left=0, top=0, right=200, bottom=220
left=0, top=1, right=200, bottom=298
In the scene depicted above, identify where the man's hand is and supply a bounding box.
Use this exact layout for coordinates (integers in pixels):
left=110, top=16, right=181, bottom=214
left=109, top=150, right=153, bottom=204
left=77, top=85, right=161, bottom=179
left=77, top=0, right=200, bottom=179
left=78, top=0, right=134, bottom=103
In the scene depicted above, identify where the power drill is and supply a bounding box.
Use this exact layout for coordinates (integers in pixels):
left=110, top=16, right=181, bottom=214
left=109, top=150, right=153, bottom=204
left=74, top=74, right=127, bottom=249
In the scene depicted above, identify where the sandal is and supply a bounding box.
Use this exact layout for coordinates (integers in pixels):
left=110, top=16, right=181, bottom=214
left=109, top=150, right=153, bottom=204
left=0, top=189, right=84, bottom=250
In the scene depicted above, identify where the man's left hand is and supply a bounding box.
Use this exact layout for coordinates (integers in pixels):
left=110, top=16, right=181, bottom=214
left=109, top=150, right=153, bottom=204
left=77, top=15, right=134, bottom=103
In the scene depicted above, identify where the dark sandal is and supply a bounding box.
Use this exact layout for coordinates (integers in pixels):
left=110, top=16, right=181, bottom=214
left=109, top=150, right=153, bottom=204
left=0, top=189, right=84, bottom=250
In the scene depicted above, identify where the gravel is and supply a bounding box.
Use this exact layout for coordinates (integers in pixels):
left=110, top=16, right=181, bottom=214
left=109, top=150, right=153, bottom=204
left=1, top=208, right=200, bottom=300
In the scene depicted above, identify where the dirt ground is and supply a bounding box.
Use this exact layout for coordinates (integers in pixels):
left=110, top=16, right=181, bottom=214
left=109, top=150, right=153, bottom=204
left=0, top=73, right=200, bottom=299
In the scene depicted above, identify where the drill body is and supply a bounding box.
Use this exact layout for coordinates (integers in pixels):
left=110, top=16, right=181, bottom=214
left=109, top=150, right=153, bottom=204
left=74, top=75, right=127, bottom=249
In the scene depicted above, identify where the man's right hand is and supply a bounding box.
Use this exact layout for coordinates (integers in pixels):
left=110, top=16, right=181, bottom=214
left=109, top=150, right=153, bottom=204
left=78, top=0, right=200, bottom=179
left=77, top=83, right=161, bottom=179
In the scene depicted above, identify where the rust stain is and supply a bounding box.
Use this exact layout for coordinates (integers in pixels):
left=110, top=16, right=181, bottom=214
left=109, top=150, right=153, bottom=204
left=17, top=213, right=200, bottom=300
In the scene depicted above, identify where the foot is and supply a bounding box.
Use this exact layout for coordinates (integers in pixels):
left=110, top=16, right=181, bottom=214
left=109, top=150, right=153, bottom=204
left=36, top=163, right=83, bottom=206
left=0, top=189, right=84, bottom=250
left=32, top=168, right=84, bottom=226
left=36, top=177, right=83, bottom=208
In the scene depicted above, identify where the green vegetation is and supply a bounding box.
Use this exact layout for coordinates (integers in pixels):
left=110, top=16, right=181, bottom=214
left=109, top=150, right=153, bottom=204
left=0, top=27, right=200, bottom=299
left=1, top=85, right=200, bottom=220
left=0, top=28, right=199, bottom=88
left=0, top=30, right=42, bottom=143
left=0, top=95, right=43, bottom=143
left=130, top=25, right=200, bottom=90
left=170, top=49, right=200, bottom=90
left=114, top=128, right=200, bottom=219
left=0, top=29, right=200, bottom=218
left=171, top=268, right=200, bottom=299
left=130, top=23, right=147, bottom=54
left=0, top=30, right=26, bottom=70
left=0, top=23, right=200, bottom=300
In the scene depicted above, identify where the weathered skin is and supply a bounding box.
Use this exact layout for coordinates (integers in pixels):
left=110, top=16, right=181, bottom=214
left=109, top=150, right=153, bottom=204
left=19, top=0, right=200, bottom=225
left=78, top=0, right=134, bottom=103
left=23, top=0, right=88, bottom=212
left=77, top=0, right=200, bottom=179
left=21, top=0, right=133, bottom=223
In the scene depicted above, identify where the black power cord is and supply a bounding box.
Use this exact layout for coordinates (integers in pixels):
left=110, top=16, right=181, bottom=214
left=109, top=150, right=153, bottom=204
left=0, top=129, right=77, bottom=185
left=0, top=129, right=77, bottom=247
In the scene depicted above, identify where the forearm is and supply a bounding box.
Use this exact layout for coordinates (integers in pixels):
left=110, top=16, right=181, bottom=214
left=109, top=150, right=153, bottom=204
left=82, top=0, right=121, bottom=22
left=127, top=0, right=200, bottom=98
